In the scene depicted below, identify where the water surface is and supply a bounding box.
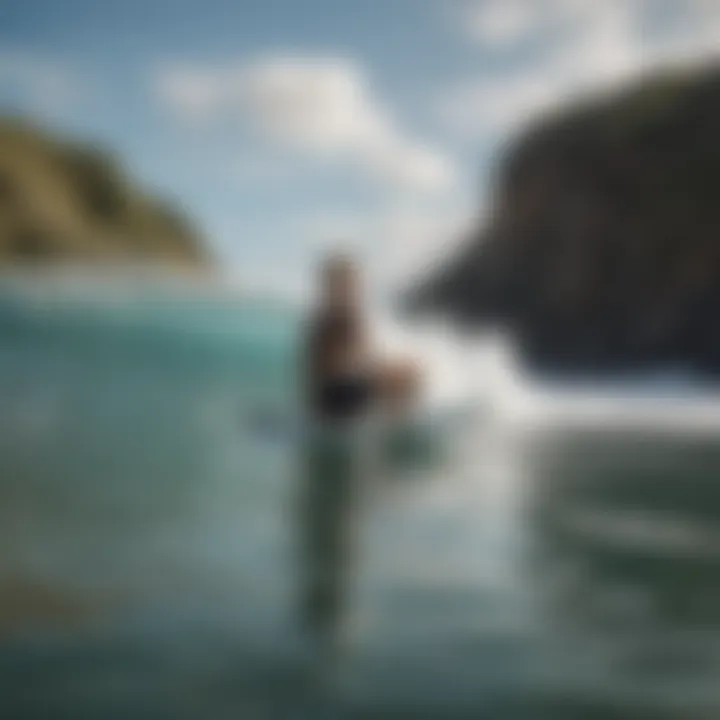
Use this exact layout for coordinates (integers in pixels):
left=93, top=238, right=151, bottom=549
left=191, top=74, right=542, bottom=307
left=0, top=277, right=718, bottom=719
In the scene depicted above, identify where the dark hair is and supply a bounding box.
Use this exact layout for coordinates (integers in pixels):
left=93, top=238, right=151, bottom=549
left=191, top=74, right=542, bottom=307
left=321, top=253, right=355, bottom=283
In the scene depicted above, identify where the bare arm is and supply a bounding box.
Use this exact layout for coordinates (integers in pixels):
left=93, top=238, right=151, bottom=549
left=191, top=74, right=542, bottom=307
left=375, top=359, right=423, bottom=416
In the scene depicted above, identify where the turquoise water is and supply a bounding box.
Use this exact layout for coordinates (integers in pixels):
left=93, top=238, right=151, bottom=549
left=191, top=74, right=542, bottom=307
left=0, top=277, right=719, bottom=718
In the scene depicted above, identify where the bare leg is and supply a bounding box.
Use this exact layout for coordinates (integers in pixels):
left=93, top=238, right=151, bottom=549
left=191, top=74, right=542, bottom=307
left=300, top=435, right=358, bottom=652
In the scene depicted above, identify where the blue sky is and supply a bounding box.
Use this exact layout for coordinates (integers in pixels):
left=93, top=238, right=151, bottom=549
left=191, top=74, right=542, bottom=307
left=1, top=0, right=718, bottom=296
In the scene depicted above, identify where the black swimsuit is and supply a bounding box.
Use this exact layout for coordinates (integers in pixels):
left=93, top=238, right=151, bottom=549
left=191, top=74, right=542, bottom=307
left=308, top=310, right=375, bottom=422
left=316, top=373, right=375, bottom=421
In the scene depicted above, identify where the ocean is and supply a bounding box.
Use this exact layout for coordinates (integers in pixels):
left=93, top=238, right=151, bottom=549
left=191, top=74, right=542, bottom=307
left=0, top=273, right=719, bottom=719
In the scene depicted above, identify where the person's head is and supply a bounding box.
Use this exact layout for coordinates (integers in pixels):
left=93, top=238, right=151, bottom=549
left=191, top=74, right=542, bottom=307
left=320, top=253, right=360, bottom=309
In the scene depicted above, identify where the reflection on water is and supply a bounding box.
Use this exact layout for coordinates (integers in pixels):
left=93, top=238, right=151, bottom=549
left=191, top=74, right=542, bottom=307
left=525, top=422, right=720, bottom=716
left=0, top=279, right=719, bottom=718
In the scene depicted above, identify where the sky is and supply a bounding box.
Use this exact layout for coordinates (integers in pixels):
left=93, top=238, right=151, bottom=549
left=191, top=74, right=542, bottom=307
left=1, top=0, right=719, bottom=298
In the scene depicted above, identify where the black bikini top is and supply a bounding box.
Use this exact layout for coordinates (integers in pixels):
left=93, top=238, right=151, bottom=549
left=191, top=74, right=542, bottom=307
left=307, top=309, right=375, bottom=421
left=316, top=372, right=375, bottom=421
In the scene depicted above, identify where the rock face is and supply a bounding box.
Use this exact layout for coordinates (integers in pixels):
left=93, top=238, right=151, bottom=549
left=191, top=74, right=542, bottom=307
left=0, top=118, right=207, bottom=267
left=413, top=65, right=720, bottom=376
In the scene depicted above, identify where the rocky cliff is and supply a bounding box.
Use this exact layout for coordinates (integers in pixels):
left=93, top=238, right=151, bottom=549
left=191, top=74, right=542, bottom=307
left=0, top=118, right=207, bottom=267
left=412, top=64, right=720, bottom=376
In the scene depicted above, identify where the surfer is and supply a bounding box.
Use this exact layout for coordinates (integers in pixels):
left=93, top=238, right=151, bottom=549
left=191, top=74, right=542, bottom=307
left=300, top=253, right=419, bottom=652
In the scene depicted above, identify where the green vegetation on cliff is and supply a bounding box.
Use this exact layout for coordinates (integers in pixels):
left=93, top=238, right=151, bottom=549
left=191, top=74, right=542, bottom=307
left=0, top=117, right=207, bottom=267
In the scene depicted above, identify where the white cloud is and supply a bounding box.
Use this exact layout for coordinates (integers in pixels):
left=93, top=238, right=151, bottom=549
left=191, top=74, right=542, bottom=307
left=157, top=66, right=223, bottom=122
left=444, top=0, right=720, bottom=138
left=157, top=55, right=456, bottom=192
left=464, top=0, right=542, bottom=47
left=461, top=0, right=610, bottom=48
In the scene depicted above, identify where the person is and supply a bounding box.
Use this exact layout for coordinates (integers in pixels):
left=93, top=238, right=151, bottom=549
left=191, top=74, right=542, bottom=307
left=305, top=254, right=375, bottom=426
left=299, top=253, right=420, bottom=652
